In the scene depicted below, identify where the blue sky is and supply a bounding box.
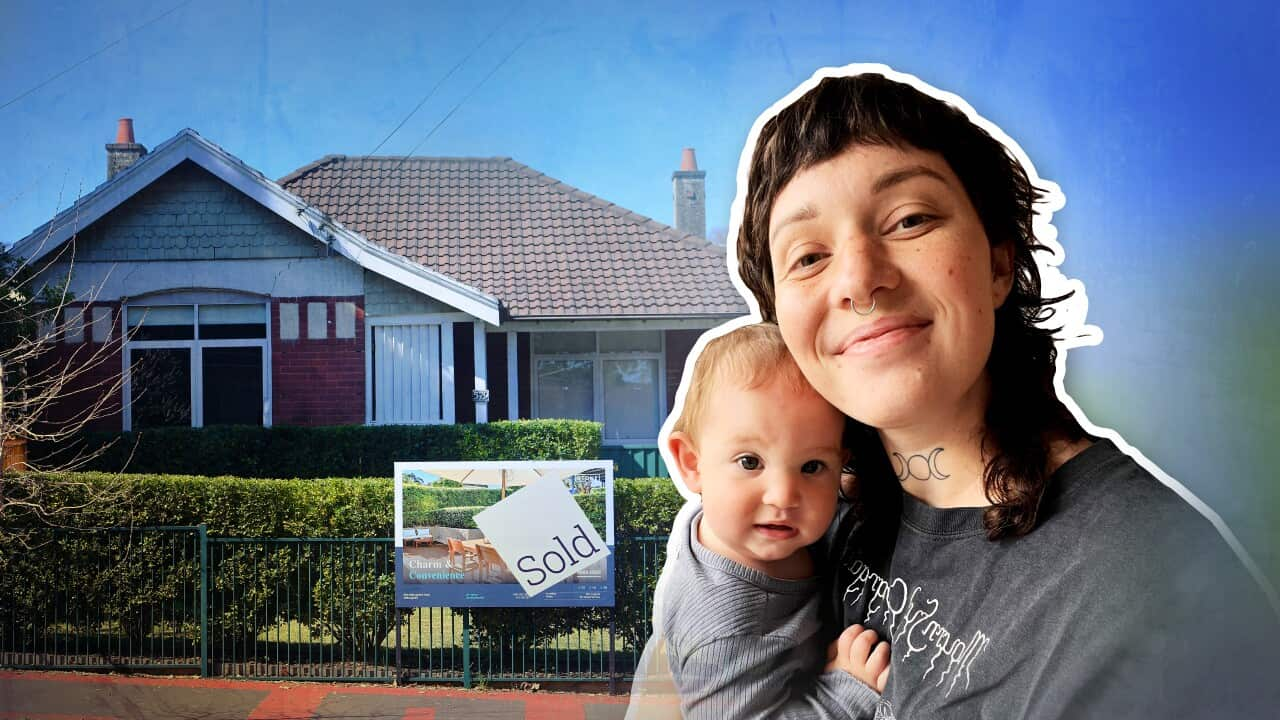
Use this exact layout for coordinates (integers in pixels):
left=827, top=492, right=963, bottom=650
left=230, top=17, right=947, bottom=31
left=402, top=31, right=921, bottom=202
left=3, top=0, right=1279, bottom=574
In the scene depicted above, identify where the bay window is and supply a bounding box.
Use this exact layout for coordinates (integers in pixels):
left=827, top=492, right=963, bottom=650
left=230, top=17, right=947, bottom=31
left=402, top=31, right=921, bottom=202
left=123, top=299, right=270, bottom=430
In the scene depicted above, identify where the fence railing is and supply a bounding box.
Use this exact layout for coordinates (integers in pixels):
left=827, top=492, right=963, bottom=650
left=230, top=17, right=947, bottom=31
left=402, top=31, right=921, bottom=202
left=0, top=527, right=668, bottom=687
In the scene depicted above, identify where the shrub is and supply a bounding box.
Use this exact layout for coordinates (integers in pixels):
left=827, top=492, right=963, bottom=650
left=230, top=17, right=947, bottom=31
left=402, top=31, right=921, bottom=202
left=0, top=472, right=687, bottom=660
left=54, top=420, right=602, bottom=478
left=418, top=505, right=487, bottom=529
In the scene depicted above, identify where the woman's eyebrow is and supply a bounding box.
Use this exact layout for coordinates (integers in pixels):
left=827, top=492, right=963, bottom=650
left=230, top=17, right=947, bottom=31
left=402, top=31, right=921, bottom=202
left=872, top=164, right=949, bottom=194
left=769, top=204, right=820, bottom=240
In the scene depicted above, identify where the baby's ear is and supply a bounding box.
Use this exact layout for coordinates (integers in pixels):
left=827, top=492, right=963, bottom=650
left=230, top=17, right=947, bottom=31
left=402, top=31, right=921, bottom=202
left=668, top=431, right=701, bottom=493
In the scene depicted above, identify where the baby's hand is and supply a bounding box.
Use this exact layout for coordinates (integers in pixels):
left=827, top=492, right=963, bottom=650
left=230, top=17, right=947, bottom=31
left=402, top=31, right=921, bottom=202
left=824, top=624, right=890, bottom=693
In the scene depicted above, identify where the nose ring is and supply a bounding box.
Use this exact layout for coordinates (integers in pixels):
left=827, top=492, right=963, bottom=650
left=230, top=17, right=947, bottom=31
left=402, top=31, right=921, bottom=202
left=850, top=296, right=876, bottom=316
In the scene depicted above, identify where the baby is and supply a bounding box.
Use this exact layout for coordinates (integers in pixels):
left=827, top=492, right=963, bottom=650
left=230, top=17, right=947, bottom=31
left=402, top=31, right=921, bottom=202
left=629, top=323, right=888, bottom=720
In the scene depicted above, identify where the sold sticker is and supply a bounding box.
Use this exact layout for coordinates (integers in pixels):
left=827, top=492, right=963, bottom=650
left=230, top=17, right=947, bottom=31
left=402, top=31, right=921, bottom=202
left=473, top=474, right=611, bottom=597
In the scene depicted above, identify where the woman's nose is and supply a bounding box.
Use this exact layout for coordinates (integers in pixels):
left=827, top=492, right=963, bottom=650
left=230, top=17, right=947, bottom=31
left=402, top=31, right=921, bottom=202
left=828, top=234, right=898, bottom=311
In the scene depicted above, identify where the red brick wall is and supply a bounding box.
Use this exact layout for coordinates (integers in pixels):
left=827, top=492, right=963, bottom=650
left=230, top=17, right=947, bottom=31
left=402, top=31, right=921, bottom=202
left=271, top=297, right=365, bottom=426
left=31, top=302, right=124, bottom=435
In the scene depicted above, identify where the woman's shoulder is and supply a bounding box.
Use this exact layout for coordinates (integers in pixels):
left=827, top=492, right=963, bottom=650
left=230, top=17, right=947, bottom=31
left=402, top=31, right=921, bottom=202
left=1047, top=437, right=1218, bottom=539
left=1043, top=438, right=1272, bottom=603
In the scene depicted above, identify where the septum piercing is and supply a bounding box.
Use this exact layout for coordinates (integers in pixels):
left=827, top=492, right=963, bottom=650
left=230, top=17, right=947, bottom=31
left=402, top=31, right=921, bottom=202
left=850, top=296, right=876, bottom=316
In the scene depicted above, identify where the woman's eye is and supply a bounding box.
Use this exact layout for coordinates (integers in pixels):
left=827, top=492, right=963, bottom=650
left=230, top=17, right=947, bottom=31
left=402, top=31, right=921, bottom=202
left=895, top=213, right=933, bottom=231
left=796, top=252, right=824, bottom=267
left=737, top=456, right=761, bottom=471
left=801, top=460, right=826, bottom=474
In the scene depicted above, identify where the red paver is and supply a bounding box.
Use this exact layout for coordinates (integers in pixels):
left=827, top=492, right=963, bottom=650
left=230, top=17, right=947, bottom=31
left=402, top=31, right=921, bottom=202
left=0, top=671, right=630, bottom=720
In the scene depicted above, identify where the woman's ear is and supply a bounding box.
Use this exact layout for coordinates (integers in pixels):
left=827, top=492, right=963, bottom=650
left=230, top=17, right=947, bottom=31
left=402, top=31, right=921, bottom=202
left=991, top=241, right=1016, bottom=308
left=668, top=431, right=701, bottom=493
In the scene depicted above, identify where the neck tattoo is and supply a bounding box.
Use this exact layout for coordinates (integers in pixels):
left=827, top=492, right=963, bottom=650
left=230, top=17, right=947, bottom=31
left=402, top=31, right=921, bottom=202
left=892, top=448, right=950, bottom=482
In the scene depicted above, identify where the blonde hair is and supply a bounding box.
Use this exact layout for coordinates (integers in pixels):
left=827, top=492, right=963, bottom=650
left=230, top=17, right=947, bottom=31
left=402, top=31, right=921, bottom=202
left=672, top=323, right=817, bottom=441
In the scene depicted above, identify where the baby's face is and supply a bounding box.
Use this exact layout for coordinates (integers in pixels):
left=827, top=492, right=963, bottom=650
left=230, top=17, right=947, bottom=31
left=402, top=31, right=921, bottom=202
left=691, top=375, right=845, bottom=578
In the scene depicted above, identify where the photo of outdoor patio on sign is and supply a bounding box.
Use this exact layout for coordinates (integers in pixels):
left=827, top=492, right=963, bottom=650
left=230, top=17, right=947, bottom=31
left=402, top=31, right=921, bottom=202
left=393, top=460, right=615, bottom=607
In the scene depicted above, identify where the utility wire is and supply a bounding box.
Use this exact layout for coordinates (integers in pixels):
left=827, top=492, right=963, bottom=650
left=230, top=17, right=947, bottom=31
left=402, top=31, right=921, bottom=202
left=361, top=3, right=522, bottom=158
left=0, top=0, right=196, bottom=113
left=329, top=31, right=531, bottom=221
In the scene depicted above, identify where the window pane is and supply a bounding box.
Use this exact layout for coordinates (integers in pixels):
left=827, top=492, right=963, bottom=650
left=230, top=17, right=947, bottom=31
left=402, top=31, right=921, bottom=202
left=533, top=332, right=595, bottom=354
left=536, top=359, right=594, bottom=420
left=202, top=347, right=263, bottom=426
left=603, top=358, right=659, bottom=441
left=598, top=330, right=661, bottom=353
left=199, top=304, right=266, bottom=339
left=127, top=305, right=194, bottom=341
left=131, top=348, right=191, bottom=428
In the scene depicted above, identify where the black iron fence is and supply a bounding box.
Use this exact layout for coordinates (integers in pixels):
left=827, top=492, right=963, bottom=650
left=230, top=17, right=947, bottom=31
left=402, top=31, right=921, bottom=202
left=0, top=527, right=668, bottom=687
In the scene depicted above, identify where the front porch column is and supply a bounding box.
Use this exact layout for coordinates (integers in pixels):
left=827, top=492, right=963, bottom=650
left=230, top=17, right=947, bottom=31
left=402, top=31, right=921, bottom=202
left=507, top=331, right=519, bottom=421
left=473, top=320, right=488, bottom=423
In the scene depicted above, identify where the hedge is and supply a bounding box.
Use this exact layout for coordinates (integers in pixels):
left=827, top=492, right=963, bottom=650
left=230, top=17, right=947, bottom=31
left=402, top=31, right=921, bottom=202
left=50, top=419, right=602, bottom=478
left=0, top=472, right=688, bottom=656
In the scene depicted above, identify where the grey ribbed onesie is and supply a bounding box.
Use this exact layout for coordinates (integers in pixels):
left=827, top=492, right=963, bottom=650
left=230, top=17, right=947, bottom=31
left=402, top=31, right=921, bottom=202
left=645, top=509, right=880, bottom=719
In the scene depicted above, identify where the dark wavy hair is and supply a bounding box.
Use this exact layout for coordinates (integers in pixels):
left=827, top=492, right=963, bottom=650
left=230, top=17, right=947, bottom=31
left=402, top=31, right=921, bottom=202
left=737, top=73, right=1089, bottom=540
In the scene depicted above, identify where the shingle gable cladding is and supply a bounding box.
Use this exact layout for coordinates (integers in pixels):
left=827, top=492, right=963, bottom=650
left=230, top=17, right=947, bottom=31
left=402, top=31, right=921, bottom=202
left=278, top=156, right=748, bottom=319
left=77, top=161, right=324, bottom=262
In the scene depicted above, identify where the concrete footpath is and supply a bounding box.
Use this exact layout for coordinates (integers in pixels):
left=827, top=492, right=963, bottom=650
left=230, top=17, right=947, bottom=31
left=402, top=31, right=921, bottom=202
left=0, top=670, right=637, bottom=719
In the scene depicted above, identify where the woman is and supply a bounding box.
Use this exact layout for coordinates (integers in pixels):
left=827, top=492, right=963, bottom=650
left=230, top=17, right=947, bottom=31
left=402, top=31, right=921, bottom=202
left=735, top=69, right=1280, bottom=718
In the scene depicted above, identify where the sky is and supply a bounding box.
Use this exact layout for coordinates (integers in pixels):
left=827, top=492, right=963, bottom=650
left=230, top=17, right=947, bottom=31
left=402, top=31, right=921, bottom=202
left=2, top=0, right=1279, bottom=578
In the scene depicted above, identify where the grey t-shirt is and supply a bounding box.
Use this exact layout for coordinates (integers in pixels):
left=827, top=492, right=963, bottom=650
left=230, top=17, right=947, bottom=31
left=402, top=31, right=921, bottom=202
left=643, top=508, right=880, bottom=719
left=833, top=439, right=1280, bottom=719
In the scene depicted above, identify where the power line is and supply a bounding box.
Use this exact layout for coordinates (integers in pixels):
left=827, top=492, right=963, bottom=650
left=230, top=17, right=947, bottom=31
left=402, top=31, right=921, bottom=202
left=362, top=3, right=522, bottom=158
left=330, top=31, right=531, bottom=220
left=0, top=0, right=196, bottom=113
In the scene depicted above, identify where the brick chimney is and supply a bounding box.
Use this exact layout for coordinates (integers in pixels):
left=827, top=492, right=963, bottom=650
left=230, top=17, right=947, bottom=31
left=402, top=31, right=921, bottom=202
left=106, top=118, right=147, bottom=180
left=672, top=147, right=706, bottom=238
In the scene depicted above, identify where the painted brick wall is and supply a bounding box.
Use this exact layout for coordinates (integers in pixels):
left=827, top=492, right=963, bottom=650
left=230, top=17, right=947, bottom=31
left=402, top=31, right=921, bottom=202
left=483, top=332, right=511, bottom=421
left=452, top=322, right=476, bottom=424
left=31, top=302, right=124, bottom=435
left=272, top=297, right=365, bottom=426
left=78, top=161, right=324, bottom=262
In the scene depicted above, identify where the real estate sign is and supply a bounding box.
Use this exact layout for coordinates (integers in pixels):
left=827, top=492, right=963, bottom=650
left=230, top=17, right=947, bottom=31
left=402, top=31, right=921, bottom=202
left=393, top=460, right=615, bottom=607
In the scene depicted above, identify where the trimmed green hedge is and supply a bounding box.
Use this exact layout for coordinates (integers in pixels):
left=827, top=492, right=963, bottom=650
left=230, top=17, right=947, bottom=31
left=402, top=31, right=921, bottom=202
left=1, top=473, right=686, bottom=538
left=0, top=472, right=689, bottom=656
left=416, top=505, right=487, bottom=529
left=54, top=420, right=602, bottom=478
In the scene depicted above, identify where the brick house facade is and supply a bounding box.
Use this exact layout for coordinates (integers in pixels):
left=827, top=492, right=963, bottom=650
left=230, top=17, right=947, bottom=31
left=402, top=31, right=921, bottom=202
left=12, top=125, right=746, bottom=473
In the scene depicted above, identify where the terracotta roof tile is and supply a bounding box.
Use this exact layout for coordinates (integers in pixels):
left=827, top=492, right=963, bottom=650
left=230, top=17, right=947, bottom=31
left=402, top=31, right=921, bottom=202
left=278, top=156, right=747, bottom=319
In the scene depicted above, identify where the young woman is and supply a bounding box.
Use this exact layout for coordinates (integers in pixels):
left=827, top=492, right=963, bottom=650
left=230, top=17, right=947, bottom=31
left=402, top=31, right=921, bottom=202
left=735, top=70, right=1280, bottom=719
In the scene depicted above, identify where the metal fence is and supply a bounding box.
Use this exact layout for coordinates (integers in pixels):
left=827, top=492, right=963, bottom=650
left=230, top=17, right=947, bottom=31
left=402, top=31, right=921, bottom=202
left=0, top=527, right=668, bottom=687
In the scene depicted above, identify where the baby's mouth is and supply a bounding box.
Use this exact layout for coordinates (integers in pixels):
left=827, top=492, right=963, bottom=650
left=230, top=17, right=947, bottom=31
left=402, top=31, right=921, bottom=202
left=754, top=523, right=798, bottom=539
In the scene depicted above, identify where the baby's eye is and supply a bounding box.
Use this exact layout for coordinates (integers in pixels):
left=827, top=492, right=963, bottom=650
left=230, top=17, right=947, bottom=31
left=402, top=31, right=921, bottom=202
left=736, top=455, right=761, bottom=471
left=800, top=460, right=827, bottom=474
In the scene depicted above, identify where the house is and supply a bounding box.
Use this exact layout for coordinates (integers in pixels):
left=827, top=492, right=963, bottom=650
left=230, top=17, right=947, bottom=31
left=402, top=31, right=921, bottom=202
left=11, top=120, right=746, bottom=475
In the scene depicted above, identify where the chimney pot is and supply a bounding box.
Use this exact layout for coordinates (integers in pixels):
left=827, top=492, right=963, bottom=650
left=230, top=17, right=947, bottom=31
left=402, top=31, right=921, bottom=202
left=115, top=118, right=136, bottom=144
left=680, top=147, right=698, bottom=171
left=106, top=118, right=147, bottom=180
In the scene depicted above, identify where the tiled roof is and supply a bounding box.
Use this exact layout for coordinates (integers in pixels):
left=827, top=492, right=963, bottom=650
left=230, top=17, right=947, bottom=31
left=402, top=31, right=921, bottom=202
left=278, top=156, right=748, bottom=319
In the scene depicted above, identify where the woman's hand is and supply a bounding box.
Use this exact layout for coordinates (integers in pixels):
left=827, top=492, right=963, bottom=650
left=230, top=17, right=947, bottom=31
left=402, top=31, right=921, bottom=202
left=825, top=624, right=891, bottom=693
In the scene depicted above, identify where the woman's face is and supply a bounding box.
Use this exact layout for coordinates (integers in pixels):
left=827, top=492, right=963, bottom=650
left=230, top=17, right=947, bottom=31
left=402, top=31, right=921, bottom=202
left=767, top=143, right=1014, bottom=430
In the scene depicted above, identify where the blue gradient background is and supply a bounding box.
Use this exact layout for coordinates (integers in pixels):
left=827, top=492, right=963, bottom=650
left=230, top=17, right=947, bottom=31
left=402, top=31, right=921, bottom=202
left=3, top=2, right=1277, bottom=581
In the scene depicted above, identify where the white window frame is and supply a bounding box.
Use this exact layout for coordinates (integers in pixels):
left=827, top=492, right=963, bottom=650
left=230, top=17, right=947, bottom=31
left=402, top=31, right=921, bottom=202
left=531, top=330, right=667, bottom=445
left=364, top=313, right=468, bottom=425
left=121, top=300, right=272, bottom=431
